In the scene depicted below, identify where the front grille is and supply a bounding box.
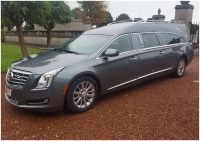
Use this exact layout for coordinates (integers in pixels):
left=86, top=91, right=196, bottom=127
left=6, top=69, right=31, bottom=87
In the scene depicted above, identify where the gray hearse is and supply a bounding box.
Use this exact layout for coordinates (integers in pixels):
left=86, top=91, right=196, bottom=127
left=5, top=20, right=194, bottom=113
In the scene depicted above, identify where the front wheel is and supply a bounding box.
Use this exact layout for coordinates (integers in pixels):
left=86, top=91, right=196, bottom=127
left=173, top=57, right=186, bottom=78
left=65, top=76, right=98, bottom=113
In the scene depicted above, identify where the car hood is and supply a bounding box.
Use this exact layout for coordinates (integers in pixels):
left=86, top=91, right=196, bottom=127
left=11, top=51, right=89, bottom=74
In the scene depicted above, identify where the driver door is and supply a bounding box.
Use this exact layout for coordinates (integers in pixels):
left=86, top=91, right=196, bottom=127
left=95, top=34, right=138, bottom=91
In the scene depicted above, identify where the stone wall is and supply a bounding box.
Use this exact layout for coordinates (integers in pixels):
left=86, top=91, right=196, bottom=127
left=34, top=20, right=92, bottom=31
left=5, top=36, right=72, bottom=47
left=5, top=20, right=93, bottom=47
left=5, top=30, right=84, bottom=47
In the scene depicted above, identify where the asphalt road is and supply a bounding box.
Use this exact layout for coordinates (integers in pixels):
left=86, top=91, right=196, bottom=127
left=1, top=56, right=199, bottom=140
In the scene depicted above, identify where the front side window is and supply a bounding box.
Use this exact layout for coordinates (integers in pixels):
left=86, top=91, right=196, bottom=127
left=107, top=34, right=133, bottom=53
left=142, top=33, right=160, bottom=48
left=160, top=33, right=184, bottom=45
left=56, top=35, right=111, bottom=55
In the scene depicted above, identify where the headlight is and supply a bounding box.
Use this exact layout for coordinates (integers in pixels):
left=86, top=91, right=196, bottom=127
left=36, top=67, right=64, bottom=89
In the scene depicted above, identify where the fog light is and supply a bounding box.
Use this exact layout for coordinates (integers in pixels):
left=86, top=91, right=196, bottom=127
left=27, top=98, right=49, bottom=105
left=43, top=99, right=49, bottom=104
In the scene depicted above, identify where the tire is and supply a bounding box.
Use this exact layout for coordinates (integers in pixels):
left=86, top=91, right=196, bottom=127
left=172, top=57, right=186, bottom=78
left=64, top=76, right=98, bottom=113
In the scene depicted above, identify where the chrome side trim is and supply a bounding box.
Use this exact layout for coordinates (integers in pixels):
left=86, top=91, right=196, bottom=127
left=145, top=46, right=164, bottom=50
left=144, top=42, right=189, bottom=50
left=107, top=67, right=173, bottom=90
left=137, top=67, right=173, bottom=80
left=107, top=79, right=138, bottom=90
left=97, top=41, right=188, bottom=59
left=119, top=50, right=137, bottom=54
left=164, top=42, right=190, bottom=47
left=96, top=31, right=189, bottom=59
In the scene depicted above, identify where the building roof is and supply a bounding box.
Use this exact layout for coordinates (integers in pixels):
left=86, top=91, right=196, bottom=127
left=152, top=15, right=166, bottom=19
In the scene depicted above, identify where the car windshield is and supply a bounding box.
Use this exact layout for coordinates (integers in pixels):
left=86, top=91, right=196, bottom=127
left=56, top=35, right=111, bottom=55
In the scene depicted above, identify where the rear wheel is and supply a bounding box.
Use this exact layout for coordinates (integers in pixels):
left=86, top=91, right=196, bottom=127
left=65, top=76, right=98, bottom=113
left=173, top=57, right=186, bottom=78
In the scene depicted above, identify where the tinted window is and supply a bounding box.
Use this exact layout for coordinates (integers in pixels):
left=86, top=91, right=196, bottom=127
left=161, top=33, right=184, bottom=45
left=107, top=34, right=133, bottom=53
left=57, top=35, right=110, bottom=55
left=142, top=33, right=160, bottom=48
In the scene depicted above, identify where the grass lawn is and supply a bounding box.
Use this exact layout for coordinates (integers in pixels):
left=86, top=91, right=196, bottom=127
left=1, top=43, right=40, bottom=72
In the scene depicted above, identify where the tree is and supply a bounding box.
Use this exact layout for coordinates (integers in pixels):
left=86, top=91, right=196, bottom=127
left=23, top=23, right=34, bottom=30
left=134, top=18, right=143, bottom=22
left=1, top=18, right=15, bottom=31
left=116, top=13, right=130, bottom=21
left=72, top=7, right=81, bottom=20
left=38, top=1, right=72, bottom=47
left=77, top=1, right=108, bottom=26
left=97, top=11, right=113, bottom=27
left=1, top=1, right=50, bottom=57
left=147, top=18, right=153, bottom=21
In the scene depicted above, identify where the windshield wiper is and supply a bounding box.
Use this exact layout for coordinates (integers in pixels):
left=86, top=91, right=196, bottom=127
left=54, top=48, right=81, bottom=55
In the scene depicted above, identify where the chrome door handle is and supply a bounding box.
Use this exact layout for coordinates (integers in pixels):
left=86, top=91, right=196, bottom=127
left=130, top=56, right=137, bottom=60
left=159, top=51, right=165, bottom=54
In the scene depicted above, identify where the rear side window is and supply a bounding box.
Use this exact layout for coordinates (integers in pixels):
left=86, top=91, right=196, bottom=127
left=160, top=33, right=184, bottom=45
left=142, top=33, right=160, bottom=48
left=107, top=34, right=133, bottom=53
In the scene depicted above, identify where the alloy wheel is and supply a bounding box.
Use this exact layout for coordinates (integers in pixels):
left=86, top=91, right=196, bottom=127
left=177, top=59, right=185, bottom=76
left=73, top=81, right=95, bottom=108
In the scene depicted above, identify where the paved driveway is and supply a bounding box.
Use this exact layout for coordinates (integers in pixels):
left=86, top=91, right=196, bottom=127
left=1, top=56, right=199, bottom=140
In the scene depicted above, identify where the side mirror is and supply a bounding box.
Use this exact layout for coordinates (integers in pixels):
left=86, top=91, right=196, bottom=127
left=103, top=48, right=119, bottom=57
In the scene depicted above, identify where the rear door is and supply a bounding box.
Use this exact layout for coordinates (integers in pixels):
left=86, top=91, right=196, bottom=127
left=133, top=33, right=170, bottom=79
left=159, top=32, right=187, bottom=68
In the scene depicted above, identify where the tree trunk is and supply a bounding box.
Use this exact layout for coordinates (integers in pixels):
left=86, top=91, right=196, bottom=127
left=16, top=24, right=29, bottom=57
left=47, top=28, right=52, bottom=48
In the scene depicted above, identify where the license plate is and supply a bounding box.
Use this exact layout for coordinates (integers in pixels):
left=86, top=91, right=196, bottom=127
left=5, top=86, right=12, bottom=97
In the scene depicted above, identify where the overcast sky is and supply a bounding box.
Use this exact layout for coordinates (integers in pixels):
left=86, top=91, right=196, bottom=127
left=67, top=1, right=199, bottom=23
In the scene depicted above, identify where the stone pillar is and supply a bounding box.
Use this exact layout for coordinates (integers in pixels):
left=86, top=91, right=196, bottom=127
left=152, top=8, right=166, bottom=21
left=3, top=26, right=8, bottom=33
left=175, top=1, right=194, bottom=31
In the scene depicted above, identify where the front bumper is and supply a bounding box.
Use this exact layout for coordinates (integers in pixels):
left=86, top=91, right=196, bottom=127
left=4, top=85, right=65, bottom=112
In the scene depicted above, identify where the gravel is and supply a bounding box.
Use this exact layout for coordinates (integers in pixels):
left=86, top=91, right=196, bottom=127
left=1, top=56, right=199, bottom=140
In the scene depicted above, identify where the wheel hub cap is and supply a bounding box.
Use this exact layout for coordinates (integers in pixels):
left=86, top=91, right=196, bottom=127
left=177, top=59, right=185, bottom=76
left=73, top=81, right=95, bottom=108
left=82, top=92, right=86, bottom=98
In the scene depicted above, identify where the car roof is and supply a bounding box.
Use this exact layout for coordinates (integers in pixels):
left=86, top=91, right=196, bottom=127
left=83, top=22, right=137, bottom=36
left=83, top=22, right=190, bottom=42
